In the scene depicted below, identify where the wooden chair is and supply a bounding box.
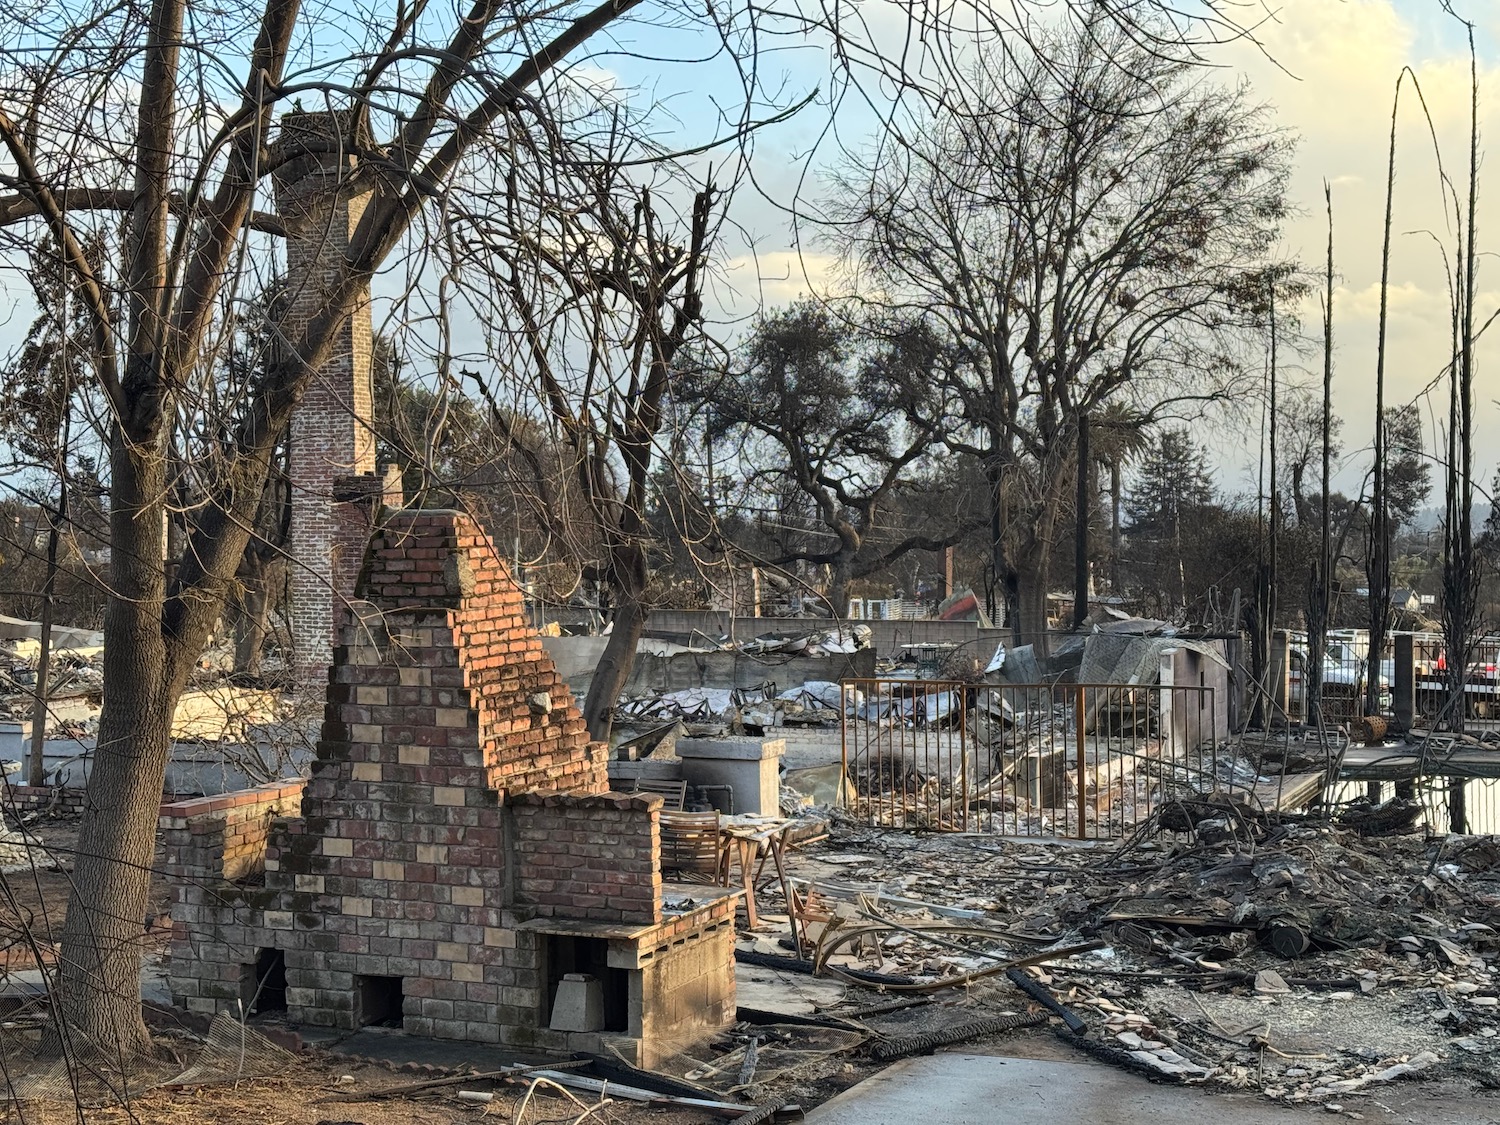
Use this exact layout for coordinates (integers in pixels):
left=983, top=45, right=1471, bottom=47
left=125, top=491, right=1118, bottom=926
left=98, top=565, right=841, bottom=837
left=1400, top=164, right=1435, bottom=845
left=631, top=777, right=688, bottom=811
left=658, top=810, right=726, bottom=884
left=785, top=880, right=835, bottom=958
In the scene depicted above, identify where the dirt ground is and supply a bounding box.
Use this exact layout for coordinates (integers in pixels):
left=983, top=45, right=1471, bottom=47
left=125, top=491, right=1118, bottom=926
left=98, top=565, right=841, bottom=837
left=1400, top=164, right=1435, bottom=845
left=0, top=824, right=173, bottom=958
left=0, top=1057, right=718, bottom=1125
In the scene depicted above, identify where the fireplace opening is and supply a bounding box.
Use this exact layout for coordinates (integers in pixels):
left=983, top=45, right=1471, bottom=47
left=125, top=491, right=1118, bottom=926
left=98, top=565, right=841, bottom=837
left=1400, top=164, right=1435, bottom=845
left=544, top=935, right=628, bottom=1033
left=356, top=974, right=404, bottom=1027
left=249, top=948, right=288, bottom=1013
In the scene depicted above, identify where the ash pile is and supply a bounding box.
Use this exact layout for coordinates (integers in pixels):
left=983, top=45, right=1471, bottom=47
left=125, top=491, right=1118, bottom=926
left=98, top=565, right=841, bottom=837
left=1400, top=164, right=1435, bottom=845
left=778, top=812, right=1500, bottom=1107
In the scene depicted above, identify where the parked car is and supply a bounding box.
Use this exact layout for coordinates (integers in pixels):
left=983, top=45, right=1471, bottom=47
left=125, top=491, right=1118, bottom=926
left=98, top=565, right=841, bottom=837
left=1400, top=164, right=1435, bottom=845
left=1286, top=634, right=1392, bottom=717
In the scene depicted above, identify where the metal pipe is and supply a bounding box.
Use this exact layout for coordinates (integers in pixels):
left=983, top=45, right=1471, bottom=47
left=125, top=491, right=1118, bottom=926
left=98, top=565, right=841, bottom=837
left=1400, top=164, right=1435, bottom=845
left=1076, top=686, right=1088, bottom=840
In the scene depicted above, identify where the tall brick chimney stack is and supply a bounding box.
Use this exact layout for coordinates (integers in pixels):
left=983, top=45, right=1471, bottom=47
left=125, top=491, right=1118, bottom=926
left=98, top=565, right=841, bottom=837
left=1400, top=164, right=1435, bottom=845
left=273, top=110, right=383, bottom=687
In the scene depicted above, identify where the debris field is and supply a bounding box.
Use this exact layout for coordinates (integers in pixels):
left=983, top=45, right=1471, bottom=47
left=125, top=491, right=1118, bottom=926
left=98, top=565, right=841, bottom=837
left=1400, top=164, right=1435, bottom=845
left=733, top=808, right=1500, bottom=1110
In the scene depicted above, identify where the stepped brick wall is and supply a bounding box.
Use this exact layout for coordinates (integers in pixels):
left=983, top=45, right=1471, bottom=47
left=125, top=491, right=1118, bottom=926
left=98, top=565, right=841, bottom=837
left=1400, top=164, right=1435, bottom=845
left=345, top=511, right=605, bottom=796
left=511, top=792, right=661, bottom=925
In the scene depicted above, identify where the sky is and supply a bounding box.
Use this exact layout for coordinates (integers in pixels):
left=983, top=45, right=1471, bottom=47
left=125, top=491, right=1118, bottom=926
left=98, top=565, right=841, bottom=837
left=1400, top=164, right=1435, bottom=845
left=1, top=0, right=1496, bottom=513
left=1216, top=0, right=1500, bottom=502
left=667, top=0, right=1500, bottom=506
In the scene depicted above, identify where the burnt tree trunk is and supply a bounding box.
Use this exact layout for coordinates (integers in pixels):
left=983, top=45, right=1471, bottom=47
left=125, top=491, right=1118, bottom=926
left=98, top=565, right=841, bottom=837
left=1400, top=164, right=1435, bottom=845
left=28, top=501, right=62, bottom=788
left=582, top=543, right=650, bottom=742
left=234, top=553, right=285, bottom=677
left=1110, top=460, right=1122, bottom=593
left=1073, top=412, right=1090, bottom=630
left=827, top=552, right=858, bottom=619
left=1013, top=539, right=1053, bottom=655
left=49, top=435, right=173, bottom=1058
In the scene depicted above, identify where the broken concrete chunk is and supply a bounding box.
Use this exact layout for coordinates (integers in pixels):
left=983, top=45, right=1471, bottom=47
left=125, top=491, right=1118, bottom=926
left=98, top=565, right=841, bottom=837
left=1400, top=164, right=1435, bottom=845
left=1127, top=1049, right=1211, bottom=1078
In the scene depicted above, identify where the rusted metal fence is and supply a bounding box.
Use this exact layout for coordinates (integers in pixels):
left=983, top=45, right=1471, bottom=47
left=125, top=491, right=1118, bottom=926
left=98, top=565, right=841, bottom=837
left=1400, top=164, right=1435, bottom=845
left=839, top=679, right=1223, bottom=838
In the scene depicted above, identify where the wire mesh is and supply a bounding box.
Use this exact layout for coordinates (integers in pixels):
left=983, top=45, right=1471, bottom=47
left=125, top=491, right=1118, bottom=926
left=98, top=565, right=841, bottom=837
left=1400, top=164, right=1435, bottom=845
left=0, top=1012, right=297, bottom=1105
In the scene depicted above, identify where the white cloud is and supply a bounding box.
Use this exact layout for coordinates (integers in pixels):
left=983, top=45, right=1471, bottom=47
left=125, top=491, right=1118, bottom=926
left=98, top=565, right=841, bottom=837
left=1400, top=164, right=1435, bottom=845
left=709, top=249, right=838, bottom=322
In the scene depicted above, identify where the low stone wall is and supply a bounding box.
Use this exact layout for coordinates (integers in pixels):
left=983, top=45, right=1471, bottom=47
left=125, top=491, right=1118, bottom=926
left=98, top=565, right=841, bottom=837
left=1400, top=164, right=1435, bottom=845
left=1, top=784, right=87, bottom=817
left=161, top=780, right=306, bottom=883
left=511, top=792, right=661, bottom=925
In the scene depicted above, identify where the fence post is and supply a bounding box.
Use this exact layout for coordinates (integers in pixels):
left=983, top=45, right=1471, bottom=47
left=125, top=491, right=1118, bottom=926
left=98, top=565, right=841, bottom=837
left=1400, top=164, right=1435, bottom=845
left=1270, top=631, right=1290, bottom=720
left=840, top=683, right=850, bottom=816
left=1393, top=634, right=1415, bottom=732
left=1075, top=687, right=1087, bottom=840
left=1450, top=778, right=1467, bottom=834
left=958, top=687, right=968, bottom=832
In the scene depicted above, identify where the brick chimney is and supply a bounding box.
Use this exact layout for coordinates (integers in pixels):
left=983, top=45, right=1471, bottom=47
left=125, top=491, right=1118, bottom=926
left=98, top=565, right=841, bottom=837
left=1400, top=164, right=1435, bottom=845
left=161, top=511, right=740, bottom=1064
left=274, top=110, right=379, bottom=687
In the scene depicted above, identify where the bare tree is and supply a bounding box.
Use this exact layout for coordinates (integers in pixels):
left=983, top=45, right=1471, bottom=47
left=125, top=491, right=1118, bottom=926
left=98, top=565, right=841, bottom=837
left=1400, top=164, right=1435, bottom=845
left=1306, top=184, right=1335, bottom=730
left=1279, top=386, right=1344, bottom=530
left=0, top=240, right=110, bottom=783
left=1442, top=8, right=1483, bottom=747
left=459, top=160, right=721, bottom=742
left=0, top=0, right=764, bottom=1057
left=685, top=303, right=976, bottom=614
left=820, top=11, right=1294, bottom=644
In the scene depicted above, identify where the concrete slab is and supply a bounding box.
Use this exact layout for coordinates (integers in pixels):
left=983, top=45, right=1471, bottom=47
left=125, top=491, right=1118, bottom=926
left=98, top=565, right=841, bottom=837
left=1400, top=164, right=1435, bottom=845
left=734, top=961, right=846, bottom=1015
left=807, top=1053, right=1321, bottom=1125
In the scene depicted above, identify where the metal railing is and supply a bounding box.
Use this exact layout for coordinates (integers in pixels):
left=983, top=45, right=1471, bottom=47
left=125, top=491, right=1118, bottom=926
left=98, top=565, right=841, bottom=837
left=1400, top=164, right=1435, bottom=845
left=1282, top=632, right=1389, bottom=726
left=839, top=679, right=1222, bottom=839
left=1284, top=631, right=1500, bottom=726
left=1411, top=634, right=1500, bottom=721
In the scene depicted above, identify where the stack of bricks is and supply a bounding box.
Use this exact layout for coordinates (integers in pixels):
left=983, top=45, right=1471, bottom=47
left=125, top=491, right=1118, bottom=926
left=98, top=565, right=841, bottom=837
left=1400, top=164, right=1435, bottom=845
left=510, top=792, right=662, bottom=925
left=2, top=784, right=86, bottom=817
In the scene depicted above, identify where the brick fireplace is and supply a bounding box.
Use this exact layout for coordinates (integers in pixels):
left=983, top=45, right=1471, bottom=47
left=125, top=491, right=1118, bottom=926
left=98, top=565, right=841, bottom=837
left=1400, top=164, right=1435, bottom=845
left=163, top=510, right=737, bottom=1064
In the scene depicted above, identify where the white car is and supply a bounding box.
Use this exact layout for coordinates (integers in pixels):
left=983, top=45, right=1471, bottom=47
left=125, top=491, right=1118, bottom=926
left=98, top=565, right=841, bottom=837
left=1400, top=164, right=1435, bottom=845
left=1287, top=637, right=1392, bottom=716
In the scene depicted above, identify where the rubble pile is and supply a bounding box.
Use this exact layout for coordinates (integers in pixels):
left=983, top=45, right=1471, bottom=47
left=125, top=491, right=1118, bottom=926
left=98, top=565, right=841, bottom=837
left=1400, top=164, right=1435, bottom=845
left=744, top=817, right=1500, bottom=1105
left=733, top=625, right=872, bottom=657
left=616, top=680, right=850, bottom=732
left=0, top=829, right=35, bottom=868
left=0, top=645, right=104, bottom=736
left=844, top=689, right=1259, bottom=837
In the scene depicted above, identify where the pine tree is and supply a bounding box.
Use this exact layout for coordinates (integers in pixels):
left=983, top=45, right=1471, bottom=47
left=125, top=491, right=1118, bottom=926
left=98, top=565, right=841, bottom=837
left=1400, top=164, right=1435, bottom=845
left=1124, top=428, right=1214, bottom=608
left=1124, top=429, right=1214, bottom=538
left=1383, top=404, right=1432, bottom=531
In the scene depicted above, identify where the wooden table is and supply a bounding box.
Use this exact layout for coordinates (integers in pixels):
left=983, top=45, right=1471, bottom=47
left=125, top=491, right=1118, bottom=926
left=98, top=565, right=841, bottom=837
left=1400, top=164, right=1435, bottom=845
left=718, top=815, right=796, bottom=931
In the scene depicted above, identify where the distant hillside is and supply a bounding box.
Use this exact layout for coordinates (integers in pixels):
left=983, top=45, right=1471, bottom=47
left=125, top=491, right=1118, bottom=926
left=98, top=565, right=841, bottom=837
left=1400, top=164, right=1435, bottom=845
left=1407, top=504, right=1494, bottom=534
